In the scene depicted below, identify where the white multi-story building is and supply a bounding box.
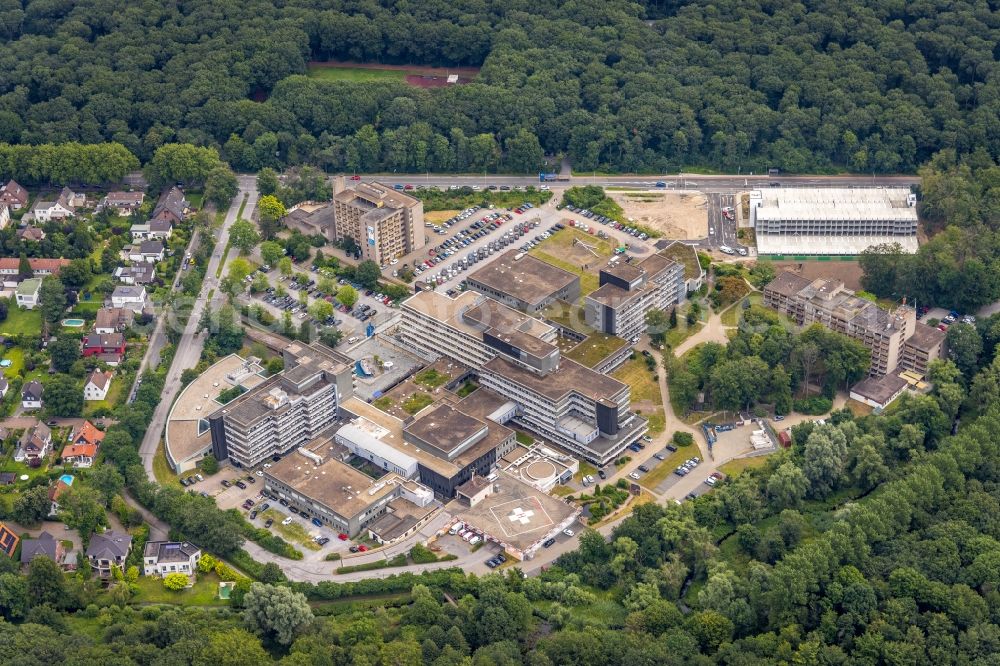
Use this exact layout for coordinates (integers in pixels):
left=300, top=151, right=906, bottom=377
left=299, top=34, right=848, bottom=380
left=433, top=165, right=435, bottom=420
left=399, top=291, right=647, bottom=465
left=583, top=252, right=686, bottom=341
left=208, top=342, right=354, bottom=469
left=142, top=541, right=201, bottom=577
left=751, top=187, right=919, bottom=256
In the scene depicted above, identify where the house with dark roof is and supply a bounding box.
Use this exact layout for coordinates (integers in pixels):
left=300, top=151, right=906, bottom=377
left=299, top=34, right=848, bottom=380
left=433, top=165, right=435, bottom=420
left=0, top=522, right=19, bottom=558
left=130, top=217, right=173, bottom=241
left=86, top=530, right=132, bottom=577
left=20, top=531, right=64, bottom=567
left=82, top=333, right=126, bottom=366
left=113, top=264, right=156, bottom=285
left=21, top=380, right=43, bottom=410
left=125, top=240, right=165, bottom=264
left=17, top=225, right=45, bottom=242
left=143, top=540, right=201, bottom=577
left=152, top=186, right=190, bottom=223
left=0, top=180, right=29, bottom=210
left=94, top=307, right=135, bottom=334
left=17, top=421, right=51, bottom=462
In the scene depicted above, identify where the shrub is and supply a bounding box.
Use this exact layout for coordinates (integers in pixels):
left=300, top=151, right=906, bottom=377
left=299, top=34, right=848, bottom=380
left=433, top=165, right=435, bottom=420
left=793, top=396, right=833, bottom=415
left=324, top=552, right=342, bottom=561
left=409, top=544, right=439, bottom=564
left=672, top=431, right=695, bottom=447
left=163, top=573, right=188, bottom=590
left=198, top=553, right=217, bottom=573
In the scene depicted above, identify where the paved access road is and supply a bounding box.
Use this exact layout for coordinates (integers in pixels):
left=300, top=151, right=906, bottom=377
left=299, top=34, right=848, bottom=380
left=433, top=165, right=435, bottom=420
left=140, top=176, right=258, bottom=476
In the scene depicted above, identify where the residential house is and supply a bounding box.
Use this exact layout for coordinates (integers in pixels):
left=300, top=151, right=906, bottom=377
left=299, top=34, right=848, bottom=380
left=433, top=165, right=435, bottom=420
left=130, top=218, right=173, bottom=241
left=125, top=240, right=165, bottom=264
left=84, top=369, right=114, bottom=401
left=62, top=420, right=104, bottom=467
left=0, top=257, right=70, bottom=288
left=20, top=531, right=64, bottom=567
left=0, top=180, right=29, bottom=210
left=19, top=422, right=52, bottom=462
left=0, top=202, right=9, bottom=230
left=142, top=541, right=201, bottom=577
left=15, top=277, right=42, bottom=309
left=86, top=530, right=132, bottom=578
left=94, top=307, right=135, bottom=334
left=0, top=523, right=19, bottom=558
left=68, top=420, right=105, bottom=448
left=82, top=333, right=126, bottom=366
left=101, top=191, right=145, bottom=216
left=152, top=186, right=190, bottom=224
left=0, top=377, right=8, bottom=400
left=30, top=187, right=81, bottom=222
left=17, top=226, right=45, bottom=242
left=48, top=476, right=72, bottom=515
left=113, top=264, right=156, bottom=285
left=21, top=380, right=44, bottom=410
left=111, top=285, right=148, bottom=312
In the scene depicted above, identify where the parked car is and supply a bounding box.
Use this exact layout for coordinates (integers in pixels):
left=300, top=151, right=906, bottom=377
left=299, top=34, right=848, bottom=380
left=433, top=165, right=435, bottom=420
left=264, top=519, right=273, bottom=528
left=281, top=517, right=293, bottom=526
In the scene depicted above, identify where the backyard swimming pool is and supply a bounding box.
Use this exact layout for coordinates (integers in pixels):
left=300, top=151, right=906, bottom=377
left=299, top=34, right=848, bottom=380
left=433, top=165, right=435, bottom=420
left=59, top=474, right=75, bottom=486
left=62, top=318, right=85, bottom=327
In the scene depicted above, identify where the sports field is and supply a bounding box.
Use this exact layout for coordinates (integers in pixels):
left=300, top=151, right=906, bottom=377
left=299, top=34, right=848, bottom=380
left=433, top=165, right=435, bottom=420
left=306, top=66, right=405, bottom=83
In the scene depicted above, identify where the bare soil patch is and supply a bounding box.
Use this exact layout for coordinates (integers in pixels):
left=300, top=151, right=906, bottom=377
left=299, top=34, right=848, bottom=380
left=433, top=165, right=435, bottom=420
left=773, top=260, right=864, bottom=291
left=607, top=191, right=708, bottom=239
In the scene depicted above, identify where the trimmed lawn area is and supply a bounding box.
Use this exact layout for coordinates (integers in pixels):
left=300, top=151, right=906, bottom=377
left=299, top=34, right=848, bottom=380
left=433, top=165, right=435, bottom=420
left=260, top=509, right=321, bottom=551
left=424, top=210, right=460, bottom=224
left=84, top=379, right=125, bottom=416
left=0, top=307, right=42, bottom=336
left=131, top=572, right=228, bottom=606
left=402, top=392, right=433, bottom=414
left=551, top=485, right=575, bottom=497
left=718, top=455, right=772, bottom=478
left=573, top=461, right=598, bottom=483
left=613, top=356, right=660, bottom=403
left=456, top=381, right=478, bottom=397
left=638, top=447, right=692, bottom=490
left=1, top=346, right=24, bottom=378
left=306, top=65, right=407, bottom=82
left=152, top=440, right=180, bottom=488
left=515, top=431, right=533, bottom=446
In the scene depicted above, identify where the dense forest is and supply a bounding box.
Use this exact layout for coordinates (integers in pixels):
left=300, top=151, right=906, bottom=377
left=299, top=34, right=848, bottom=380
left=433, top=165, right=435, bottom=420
left=1, top=1, right=998, bottom=174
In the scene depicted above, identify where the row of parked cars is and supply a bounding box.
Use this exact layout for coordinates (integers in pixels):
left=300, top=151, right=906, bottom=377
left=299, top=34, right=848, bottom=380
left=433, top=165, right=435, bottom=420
left=427, top=206, right=481, bottom=235
left=562, top=205, right=651, bottom=241
left=448, top=521, right=483, bottom=546
left=485, top=552, right=508, bottom=568
left=674, top=457, right=702, bottom=477
left=424, top=219, right=541, bottom=287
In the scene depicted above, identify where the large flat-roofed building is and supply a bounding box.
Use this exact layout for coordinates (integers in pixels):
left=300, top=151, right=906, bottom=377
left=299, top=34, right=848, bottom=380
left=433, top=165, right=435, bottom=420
left=338, top=396, right=517, bottom=499
left=164, top=355, right=268, bottom=473
left=900, top=321, right=946, bottom=375
left=751, top=187, right=919, bottom=256
left=466, top=250, right=580, bottom=313
left=207, top=342, right=354, bottom=469
left=584, top=252, right=686, bottom=341
left=763, top=271, right=918, bottom=377
left=400, top=290, right=647, bottom=464
left=263, top=435, right=434, bottom=537
left=401, top=290, right=560, bottom=371
left=332, top=182, right=424, bottom=265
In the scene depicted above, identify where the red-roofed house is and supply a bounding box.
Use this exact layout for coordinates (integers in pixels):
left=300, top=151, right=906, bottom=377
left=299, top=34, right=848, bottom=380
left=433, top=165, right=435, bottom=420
left=69, top=420, right=105, bottom=448
left=0, top=257, right=71, bottom=288
left=82, top=333, right=126, bottom=366
left=61, top=442, right=99, bottom=468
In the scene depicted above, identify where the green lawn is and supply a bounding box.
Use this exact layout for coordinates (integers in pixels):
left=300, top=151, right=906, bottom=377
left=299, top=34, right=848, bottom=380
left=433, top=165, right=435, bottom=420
left=413, top=368, right=450, bottom=388
left=613, top=357, right=661, bottom=403
left=573, top=461, right=598, bottom=483
left=0, top=307, right=42, bottom=336
left=515, top=431, right=533, bottom=446
left=455, top=381, right=478, bottom=397
left=131, top=572, right=228, bottom=606
left=1, top=347, right=24, bottom=378
left=84, top=378, right=125, bottom=416
left=718, top=455, right=772, bottom=478
left=532, top=250, right=601, bottom=295
left=402, top=392, right=433, bottom=414
left=306, top=65, right=407, bottom=83
left=259, top=509, right=321, bottom=551
left=638, top=447, right=691, bottom=490
left=152, top=440, right=180, bottom=488
left=529, top=228, right=616, bottom=297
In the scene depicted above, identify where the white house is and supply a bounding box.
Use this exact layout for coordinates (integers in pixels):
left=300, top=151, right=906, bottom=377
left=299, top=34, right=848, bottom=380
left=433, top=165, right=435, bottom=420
left=126, top=240, right=165, bottom=264
left=111, top=285, right=148, bottom=312
left=21, top=381, right=43, bottom=410
left=0, top=202, right=9, bottom=230
left=130, top=218, right=173, bottom=241
left=30, top=187, right=80, bottom=222
left=84, top=370, right=113, bottom=401
left=142, top=541, right=201, bottom=577
left=0, top=377, right=8, bottom=400
left=101, top=192, right=145, bottom=216
left=15, top=278, right=42, bottom=309
left=113, top=264, right=155, bottom=285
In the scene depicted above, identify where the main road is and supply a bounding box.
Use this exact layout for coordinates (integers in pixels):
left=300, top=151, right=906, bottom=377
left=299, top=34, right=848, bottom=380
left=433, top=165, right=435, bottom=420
left=139, top=175, right=259, bottom=476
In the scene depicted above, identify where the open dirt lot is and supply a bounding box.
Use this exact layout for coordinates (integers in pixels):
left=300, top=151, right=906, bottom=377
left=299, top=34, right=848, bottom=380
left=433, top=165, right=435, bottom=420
left=608, top=191, right=708, bottom=239
left=773, top=260, right=864, bottom=291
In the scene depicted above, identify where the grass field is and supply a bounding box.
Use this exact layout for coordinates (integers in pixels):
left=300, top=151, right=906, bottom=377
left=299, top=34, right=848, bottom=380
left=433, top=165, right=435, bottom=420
left=425, top=210, right=460, bottom=224
left=84, top=379, right=125, bottom=416
left=307, top=66, right=406, bottom=83
left=563, top=332, right=627, bottom=368
left=260, top=509, right=321, bottom=551
left=638, top=447, right=691, bottom=490
left=131, top=572, right=228, bottom=606
left=0, top=307, right=42, bottom=336
left=613, top=357, right=660, bottom=403
left=718, top=455, right=772, bottom=478
left=1, top=347, right=24, bottom=378
left=152, top=441, right=180, bottom=488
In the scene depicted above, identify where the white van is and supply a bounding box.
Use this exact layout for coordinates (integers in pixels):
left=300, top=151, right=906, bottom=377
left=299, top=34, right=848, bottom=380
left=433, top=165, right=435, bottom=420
left=347, top=336, right=359, bottom=344
left=719, top=245, right=734, bottom=255
left=449, top=522, right=464, bottom=535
